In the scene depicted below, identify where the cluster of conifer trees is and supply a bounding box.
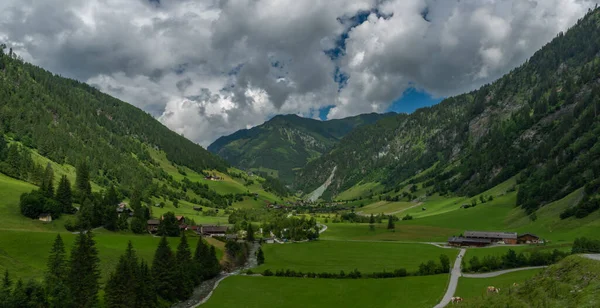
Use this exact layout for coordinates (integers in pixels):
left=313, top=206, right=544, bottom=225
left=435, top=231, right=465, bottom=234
left=0, top=232, right=220, bottom=308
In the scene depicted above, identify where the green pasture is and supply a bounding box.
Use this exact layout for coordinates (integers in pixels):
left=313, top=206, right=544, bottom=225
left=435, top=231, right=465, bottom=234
left=203, top=275, right=448, bottom=308
left=359, top=200, right=416, bottom=215
left=456, top=269, right=542, bottom=300
left=464, top=244, right=572, bottom=261
left=321, top=222, right=460, bottom=242
left=335, top=182, right=383, bottom=200
left=0, top=230, right=222, bottom=283
left=255, top=241, right=458, bottom=273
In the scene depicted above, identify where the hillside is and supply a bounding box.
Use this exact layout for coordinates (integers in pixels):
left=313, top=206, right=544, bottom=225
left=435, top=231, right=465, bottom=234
left=461, top=255, right=600, bottom=307
left=0, top=46, right=291, bottom=216
left=297, top=7, right=600, bottom=220
left=208, top=113, right=391, bottom=183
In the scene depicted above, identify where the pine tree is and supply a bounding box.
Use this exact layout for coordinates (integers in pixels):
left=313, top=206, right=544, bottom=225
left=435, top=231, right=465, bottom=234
left=41, top=163, right=55, bottom=198
left=25, top=279, right=46, bottom=307
left=206, top=246, right=221, bottom=279
left=0, top=270, right=12, bottom=308
left=130, top=186, right=142, bottom=213
left=117, top=213, right=129, bottom=231
left=77, top=198, right=94, bottom=230
left=158, top=212, right=180, bottom=237
left=46, top=235, right=71, bottom=308
left=12, top=279, right=27, bottom=307
left=256, top=247, right=265, bottom=265
left=105, top=185, right=119, bottom=207
left=75, top=160, right=92, bottom=200
left=174, top=232, right=194, bottom=299
left=369, top=214, right=375, bottom=224
left=68, top=232, right=100, bottom=308
left=151, top=237, right=177, bottom=301
left=387, top=215, right=395, bottom=231
left=55, top=175, right=73, bottom=213
left=246, top=222, right=255, bottom=242
left=193, top=238, right=209, bottom=285
left=135, top=260, right=157, bottom=308
left=103, top=203, right=118, bottom=231
left=105, top=242, right=138, bottom=308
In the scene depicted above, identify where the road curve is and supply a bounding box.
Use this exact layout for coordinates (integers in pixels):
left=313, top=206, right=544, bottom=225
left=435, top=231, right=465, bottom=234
left=433, top=248, right=466, bottom=308
left=583, top=253, right=600, bottom=261
left=461, top=266, right=547, bottom=278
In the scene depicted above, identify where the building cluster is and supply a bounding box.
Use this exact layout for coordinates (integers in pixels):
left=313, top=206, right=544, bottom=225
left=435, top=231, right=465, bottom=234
left=448, top=231, right=540, bottom=247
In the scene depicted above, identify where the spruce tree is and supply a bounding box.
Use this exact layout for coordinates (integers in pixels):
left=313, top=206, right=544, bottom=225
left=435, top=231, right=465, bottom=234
left=174, top=232, right=194, bottom=299
left=105, top=185, right=119, bottom=207
left=11, top=279, right=27, bottom=307
left=105, top=242, right=137, bottom=308
left=103, top=203, right=118, bottom=231
left=77, top=198, right=94, bottom=230
left=193, top=238, right=209, bottom=285
left=387, top=215, right=395, bottom=231
left=151, top=237, right=177, bottom=301
left=75, top=160, right=92, bottom=200
left=55, top=175, right=73, bottom=213
left=256, top=247, right=265, bottom=265
left=246, top=223, right=255, bottom=242
left=68, top=232, right=100, bottom=308
left=206, top=246, right=221, bottom=279
left=41, top=163, right=55, bottom=198
left=136, top=260, right=157, bottom=308
left=117, top=213, right=129, bottom=231
left=46, top=235, right=71, bottom=308
left=0, top=270, right=12, bottom=308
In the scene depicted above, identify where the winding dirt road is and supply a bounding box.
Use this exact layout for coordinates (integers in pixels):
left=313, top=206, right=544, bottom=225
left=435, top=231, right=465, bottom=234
left=461, top=266, right=547, bottom=278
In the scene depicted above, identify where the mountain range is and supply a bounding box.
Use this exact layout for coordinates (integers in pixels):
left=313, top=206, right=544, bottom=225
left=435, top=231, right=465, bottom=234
left=208, top=113, right=392, bottom=183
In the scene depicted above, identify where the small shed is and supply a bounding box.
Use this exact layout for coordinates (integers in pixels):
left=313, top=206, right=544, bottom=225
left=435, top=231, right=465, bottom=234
left=147, top=219, right=160, bottom=233
left=38, top=213, right=52, bottom=222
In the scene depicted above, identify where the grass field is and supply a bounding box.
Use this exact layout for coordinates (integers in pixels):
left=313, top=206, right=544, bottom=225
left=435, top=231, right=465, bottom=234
left=255, top=241, right=458, bottom=273
left=321, top=222, right=460, bottom=242
left=203, top=275, right=448, bottom=308
left=359, top=200, right=416, bottom=215
left=463, top=244, right=572, bottom=261
left=0, top=230, right=222, bottom=283
left=456, top=269, right=542, bottom=300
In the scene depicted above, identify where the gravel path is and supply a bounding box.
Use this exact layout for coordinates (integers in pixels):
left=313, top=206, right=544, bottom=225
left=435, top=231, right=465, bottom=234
left=461, top=266, right=547, bottom=278
left=433, top=248, right=466, bottom=308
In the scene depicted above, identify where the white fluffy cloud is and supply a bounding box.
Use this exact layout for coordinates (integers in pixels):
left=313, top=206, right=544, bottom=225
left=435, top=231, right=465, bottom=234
left=0, top=0, right=598, bottom=145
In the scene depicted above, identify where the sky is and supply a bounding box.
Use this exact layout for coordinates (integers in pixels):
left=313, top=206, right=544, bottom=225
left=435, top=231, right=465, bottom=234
left=1, top=0, right=599, bottom=146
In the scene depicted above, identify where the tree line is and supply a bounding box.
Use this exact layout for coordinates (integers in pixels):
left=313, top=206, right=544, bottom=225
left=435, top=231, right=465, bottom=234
left=464, top=248, right=569, bottom=273
left=0, top=232, right=220, bottom=308
left=255, top=254, right=451, bottom=279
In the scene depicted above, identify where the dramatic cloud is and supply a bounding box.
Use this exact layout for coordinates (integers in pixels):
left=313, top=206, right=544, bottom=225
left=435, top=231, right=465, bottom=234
left=0, top=0, right=598, bottom=145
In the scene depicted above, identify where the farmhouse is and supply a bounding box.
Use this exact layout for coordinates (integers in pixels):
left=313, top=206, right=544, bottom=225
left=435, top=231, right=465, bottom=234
left=464, top=230, right=518, bottom=245
left=147, top=219, right=160, bottom=233
left=38, top=213, right=52, bottom=222
left=448, top=236, right=491, bottom=247
left=517, top=233, right=540, bottom=244
left=201, top=225, right=229, bottom=237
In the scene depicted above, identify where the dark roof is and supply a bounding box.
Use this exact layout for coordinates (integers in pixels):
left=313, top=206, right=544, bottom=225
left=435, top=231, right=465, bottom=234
left=202, top=225, right=228, bottom=233
left=518, top=233, right=539, bottom=238
left=147, top=219, right=160, bottom=225
left=464, top=230, right=517, bottom=239
left=448, top=237, right=492, bottom=244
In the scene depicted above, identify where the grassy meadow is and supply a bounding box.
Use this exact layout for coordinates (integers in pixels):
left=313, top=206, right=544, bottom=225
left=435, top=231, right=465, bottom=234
left=455, top=269, right=542, bottom=300
left=255, top=241, right=458, bottom=273
left=203, top=275, right=448, bottom=308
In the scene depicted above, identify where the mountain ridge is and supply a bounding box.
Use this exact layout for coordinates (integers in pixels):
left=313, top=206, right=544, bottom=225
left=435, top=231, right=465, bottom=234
left=208, top=112, right=394, bottom=183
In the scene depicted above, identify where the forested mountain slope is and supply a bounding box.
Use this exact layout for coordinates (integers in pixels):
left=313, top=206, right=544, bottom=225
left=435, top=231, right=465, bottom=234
left=208, top=113, right=392, bottom=183
left=298, top=8, right=600, bottom=220
left=0, top=48, right=227, bottom=191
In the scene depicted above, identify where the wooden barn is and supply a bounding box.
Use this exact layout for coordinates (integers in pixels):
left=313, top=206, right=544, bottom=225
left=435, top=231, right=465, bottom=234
left=448, top=236, right=492, bottom=247
left=517, top=233, right=540, bottom=244
left=464, top=231, right=518, bottom=245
